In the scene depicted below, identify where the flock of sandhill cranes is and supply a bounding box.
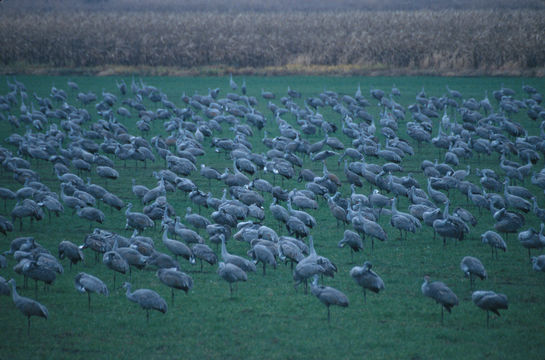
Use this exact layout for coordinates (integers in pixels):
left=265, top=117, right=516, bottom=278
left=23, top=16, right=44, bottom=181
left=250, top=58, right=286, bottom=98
left=0, top=73, right=545, bottom=337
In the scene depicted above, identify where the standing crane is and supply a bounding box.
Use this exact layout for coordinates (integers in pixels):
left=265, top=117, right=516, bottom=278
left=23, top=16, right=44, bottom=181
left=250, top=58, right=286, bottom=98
left=156, top=268, right=193, bottom=305
left=349, top=261, right=385, bottom=303
left=481, top=230, right=507, bottom=259
left=421, top=275, right=458, bottom=324
left=472, top=290, right=508, bottom=327
left=460, top=256, right=487, bottom=289
left=220, top=234, right=256, bottom=272
left=123, top=282, right=167, bottom=323
left=310, top=276, right=349, bottom=323
left=74, top=272, right=109, bottom=310
left=217, top=262, right=247, bottom=297
left=58, top=240, right=84, bottom=270
left=8, top=278, right=48, bottom=335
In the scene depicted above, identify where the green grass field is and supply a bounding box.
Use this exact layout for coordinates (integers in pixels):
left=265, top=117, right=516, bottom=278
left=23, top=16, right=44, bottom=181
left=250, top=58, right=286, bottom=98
left=0, top=75, right=544, bottom=359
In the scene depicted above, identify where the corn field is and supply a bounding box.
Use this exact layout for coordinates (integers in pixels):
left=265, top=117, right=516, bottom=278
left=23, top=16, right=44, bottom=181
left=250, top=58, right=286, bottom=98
left=1, top=9, right=544, bottom=74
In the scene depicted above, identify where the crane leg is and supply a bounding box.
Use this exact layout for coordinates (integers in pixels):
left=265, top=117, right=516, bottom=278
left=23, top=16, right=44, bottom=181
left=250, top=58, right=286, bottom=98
left=88, top=292, right=91, bottom=311
left=229, top=283, right=233, bottom=298
left=363, top=289, right=367, bottom=304
left=146, top=310, right=149, bottom=324
left=27, top=316, right=31, bottom=336
left=327, top=306, right=331, bottom=323
left=441, top=306, right=444, bottom=324
left=262, top=263, right=266, bottom=276
left=171, top=288, right=175, bottom=305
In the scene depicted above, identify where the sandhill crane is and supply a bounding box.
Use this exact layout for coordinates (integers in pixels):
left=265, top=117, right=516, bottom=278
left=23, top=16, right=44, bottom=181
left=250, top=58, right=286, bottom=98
left=460, top=256, right=487, bottom=289
left=298, top=236, right=337, bottom=280
left=161, top=226, right=192, bottom=261
left=102, top=191, right=124, bottom=211
left=132, top=179, right=149, bottom=200
left=191, top=244, right=217, bottom=272
left=472, top=291, right=508, bottom=327
left=390, top=197, right=420, bottom=240
left=185, top=207, right=211, bottom=230
left=21, top=260, right=57, bottom=297
left=421, top=275, right=458, bottom=324
left=8, top=278, right=48, bottom=335
left=76, top=206, right=105, bottom=227
left=518, top=224, right=545, bottom=259
left=427, top=178, right=447, bottom=206
left=269, top=197, right=290, bottom=228
left=116, top=246, right=147, bottom=279
left=103, top=249, right=129, bottom=289
left=481, top=231, right=507, bottom=259
left=369, top=189, right=392, bottom=219
left=247, top=244, right=277, bottom=276
left=218, top=262, right=247, bottom=297
left=338, top=230, right=363, bottom=262
left=125, top=203, right=154, bottom=233
left=96, top=166, right=119, bottom=183
left=123, top=282, right=167, bottom=323
left=504, top=181, right=531, bottom=213
left=220, top=235, right=256, bottom=272
left=200, top=164, right=221, bottom=186
left=310, top=276, right=349, bottom=323
left=58, top=240, right=84, bottom=270
left=531, top=255, right=545, bottom=272
left=229, top=74, right=237, bottom=90
left=156, top=268, right=193, bottom=305
left=350, top=261, right=385, bottom=303
left=278, top=239, right=305, bottom=269
left=74, top=272, right=109, bottom=310
left=0, top=275, right=9, bottom=295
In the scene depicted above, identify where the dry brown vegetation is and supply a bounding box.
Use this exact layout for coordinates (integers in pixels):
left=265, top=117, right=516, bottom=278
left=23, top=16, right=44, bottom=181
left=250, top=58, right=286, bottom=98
left=1, top=8, right=544, bottom=75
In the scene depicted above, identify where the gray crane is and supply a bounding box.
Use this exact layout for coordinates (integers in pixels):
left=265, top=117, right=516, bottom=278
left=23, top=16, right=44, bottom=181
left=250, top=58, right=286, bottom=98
left=220, top=234, right=256, bottom=272
left=96, top=166, right=119, bottom=183
left=191, top=243, right=217, bottom=272
left=146, top=251, right=180, bottom=270
left=218, top=262, right=247, bottom=297
left=338, top=230, right=363, bottom=262
left=481, top=230, right=507, bottom=259
left=293, top=261, right=325, bottom=294
left=22, top=260, right=57, bottom=297
left=103, top=249, right=129, bottom=289
left=131, top=179, right=149, bottom=200
left=200, top=164, right=222, bottom=186
left=0, top=275, right=9, bottom=295
left=74, top=272, right=109, bottom=310
left=278, top=239, right=305, bottom=269
left=185, top=207, right=211, bottom=230
left=349, top=261, right=385, bottom=303
left=269, top=197, right=290, bottom=228
left=161, top=226, right=193, bottom=261
left=504, top=181, right=531, bottom=213
left=460, top=256, right=487, bottom=289
left=58, top=240, right=84, bottom=270
left=8, top=278, right=48, bottom=335
left=518, top=224, right=545, bottom=259
left=531, top=255, right=545, bottom=272
left=247, top=244, right=277, bottom=276
left=156, top=268, right=193, bottom=304
left=472, top=290, right=508, bottom=327
left=310, top=276, right=349, bottom=323
left=123, top=282, right=167, bottom=323
left=421, top=275, right=458, bottom=324
left=102, top=191, right=124, bottom=212
left=76, top=206, right=105, bottom=227
left=125, top=202, right=154, bottom=233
